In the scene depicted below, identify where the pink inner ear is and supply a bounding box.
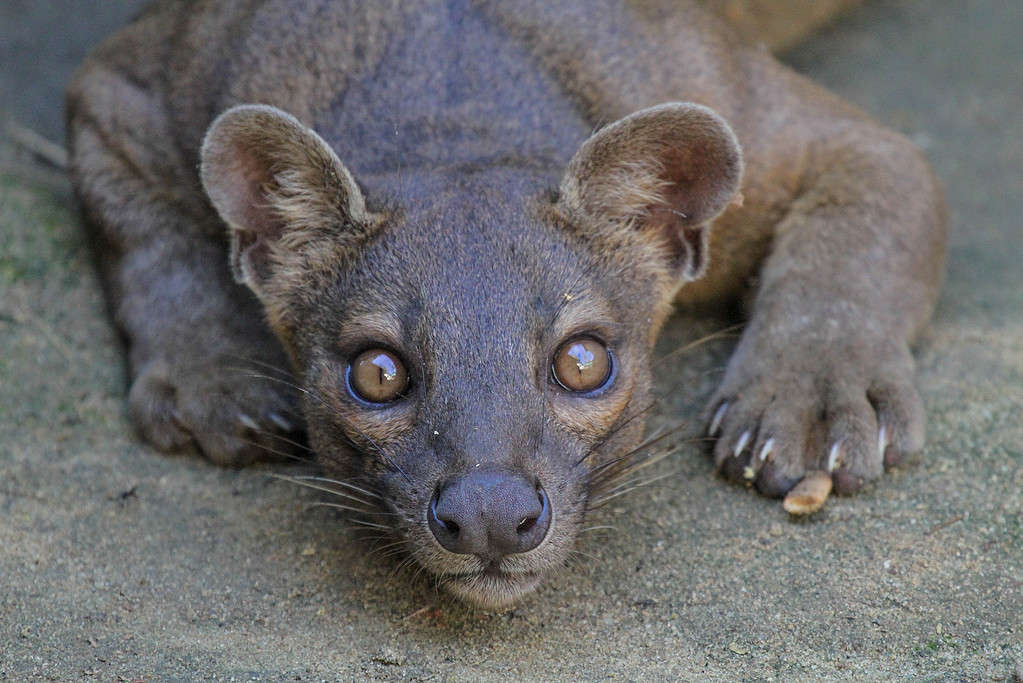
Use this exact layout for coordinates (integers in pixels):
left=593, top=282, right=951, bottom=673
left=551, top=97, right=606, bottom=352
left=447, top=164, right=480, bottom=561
left=227, top=144, right=285, bottom=241
left=659, top=145, right=728, bottom=227
left=216, top=143, right=289, bottom=290
left=680, top=225, right=706, bottom=278
left=235, top=228, right=275, bottom=286
left=645, top=205, right=707, bottom=278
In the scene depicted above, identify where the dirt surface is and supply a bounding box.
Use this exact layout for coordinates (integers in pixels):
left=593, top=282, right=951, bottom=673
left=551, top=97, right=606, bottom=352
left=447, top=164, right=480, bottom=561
left=2, top=1, right=1021, bottom=679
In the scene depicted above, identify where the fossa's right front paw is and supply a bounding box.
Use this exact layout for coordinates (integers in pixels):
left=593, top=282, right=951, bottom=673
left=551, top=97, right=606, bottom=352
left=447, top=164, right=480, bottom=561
left=128, top=357, right=302, bottom=466
left=704, top=328, right=925, bottom=503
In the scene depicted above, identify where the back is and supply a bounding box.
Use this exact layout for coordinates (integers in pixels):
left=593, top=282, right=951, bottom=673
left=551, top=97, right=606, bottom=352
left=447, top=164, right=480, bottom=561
left=136, top=0, right=758, bottom=172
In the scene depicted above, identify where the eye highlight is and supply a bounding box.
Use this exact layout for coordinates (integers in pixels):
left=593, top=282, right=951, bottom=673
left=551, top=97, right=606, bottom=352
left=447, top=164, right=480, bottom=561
left=552, top=337, right=613, bottom=394
left=347, top=348, right=409, bottom=404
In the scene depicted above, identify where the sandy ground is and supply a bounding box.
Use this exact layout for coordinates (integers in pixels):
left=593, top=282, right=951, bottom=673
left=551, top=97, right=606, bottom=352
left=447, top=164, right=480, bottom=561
left=1, top=1, right=1021, bottom=680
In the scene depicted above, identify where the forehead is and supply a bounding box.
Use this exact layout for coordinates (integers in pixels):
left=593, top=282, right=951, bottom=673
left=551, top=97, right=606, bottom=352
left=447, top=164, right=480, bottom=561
left=349, top=181, right=594, bottom=334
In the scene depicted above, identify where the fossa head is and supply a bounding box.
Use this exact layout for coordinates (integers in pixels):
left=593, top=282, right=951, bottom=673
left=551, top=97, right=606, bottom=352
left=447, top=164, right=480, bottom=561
left=200, top=102, right=741, bottom=607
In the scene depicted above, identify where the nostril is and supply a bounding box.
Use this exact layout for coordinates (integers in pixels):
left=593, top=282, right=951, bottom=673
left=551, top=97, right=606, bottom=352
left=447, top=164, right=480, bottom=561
left=516, top=488, right=546, bottom=534
left=430, top=491, right=458, bottom=535
left=513, top=485, right=551, bottom=551
left=516, top=515, right=537, bottom=534
left=429, top=487, right=468, bottom=554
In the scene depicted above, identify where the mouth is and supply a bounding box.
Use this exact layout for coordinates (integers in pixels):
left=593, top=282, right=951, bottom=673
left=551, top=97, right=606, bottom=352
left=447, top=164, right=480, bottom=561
left=438, top=566, right=545, bottom=609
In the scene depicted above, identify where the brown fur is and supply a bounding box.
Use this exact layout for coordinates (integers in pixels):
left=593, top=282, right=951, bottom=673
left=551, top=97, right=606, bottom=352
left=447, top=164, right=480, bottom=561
left=66, top=0, right=946, bottom=607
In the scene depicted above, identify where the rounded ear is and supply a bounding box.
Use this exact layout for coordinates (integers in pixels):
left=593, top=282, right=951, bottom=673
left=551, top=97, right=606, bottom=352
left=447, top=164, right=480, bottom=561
left=200, top=104, right=378, bottom=299
left=559, top=102, right=743, bottom=280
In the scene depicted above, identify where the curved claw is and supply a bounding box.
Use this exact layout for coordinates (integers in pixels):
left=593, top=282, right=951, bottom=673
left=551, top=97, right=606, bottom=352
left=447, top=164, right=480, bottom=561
left=269, top=412, right=294, bottom=432
left=733, top=430, right=751, bottom=457
left=826, top=441, right=843, bottom=472
left=708, top=401, right=729, bottom=437
left=238, top=413, right=260, bottom=432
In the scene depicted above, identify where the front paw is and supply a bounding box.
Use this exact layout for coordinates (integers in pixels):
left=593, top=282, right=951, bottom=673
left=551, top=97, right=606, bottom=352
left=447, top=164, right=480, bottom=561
left=128, top=355, right=303, bottom=466
left=705, top=332, right=924, bottom=499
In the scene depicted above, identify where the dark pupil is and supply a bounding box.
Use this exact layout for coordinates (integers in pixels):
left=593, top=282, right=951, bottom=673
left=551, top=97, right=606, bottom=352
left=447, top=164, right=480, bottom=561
left=567, top=343, right=596, bottom=375
left=351, top=349, right=406, bottom=404
left=371, top=353, right=398, bottom=384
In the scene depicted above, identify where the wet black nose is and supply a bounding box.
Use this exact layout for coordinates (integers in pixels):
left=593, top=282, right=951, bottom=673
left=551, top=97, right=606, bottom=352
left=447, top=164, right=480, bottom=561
left=428, top=470, right=551, bottom=559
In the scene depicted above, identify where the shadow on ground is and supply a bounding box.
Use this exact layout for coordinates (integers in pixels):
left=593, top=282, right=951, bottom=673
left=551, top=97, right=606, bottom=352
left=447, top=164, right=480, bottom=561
left=1, top=0, right=1020, bottom=679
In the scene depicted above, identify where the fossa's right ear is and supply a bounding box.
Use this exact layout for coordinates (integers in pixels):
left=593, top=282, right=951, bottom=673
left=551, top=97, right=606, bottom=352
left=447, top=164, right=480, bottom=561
left=200, top=104, right=381, bottom=301
left=559, top=103, right=743, bottom=280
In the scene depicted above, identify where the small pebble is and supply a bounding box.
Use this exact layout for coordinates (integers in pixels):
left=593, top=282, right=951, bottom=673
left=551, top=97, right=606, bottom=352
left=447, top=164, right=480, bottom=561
left=783, top=471, right=832, bottom=515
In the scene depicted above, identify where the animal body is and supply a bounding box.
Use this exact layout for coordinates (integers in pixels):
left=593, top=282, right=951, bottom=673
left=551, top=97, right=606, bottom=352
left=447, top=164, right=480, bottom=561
left=66, top=0, right=946, bottom=607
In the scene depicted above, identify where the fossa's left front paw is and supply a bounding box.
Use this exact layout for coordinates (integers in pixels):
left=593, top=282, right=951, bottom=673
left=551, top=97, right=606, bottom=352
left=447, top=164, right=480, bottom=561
left=705, top=326, right=924, bottom=501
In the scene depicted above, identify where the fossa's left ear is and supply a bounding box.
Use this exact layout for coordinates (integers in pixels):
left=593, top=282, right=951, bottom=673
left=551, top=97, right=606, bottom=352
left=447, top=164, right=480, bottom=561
left=559, top=102, right=743, bottom=280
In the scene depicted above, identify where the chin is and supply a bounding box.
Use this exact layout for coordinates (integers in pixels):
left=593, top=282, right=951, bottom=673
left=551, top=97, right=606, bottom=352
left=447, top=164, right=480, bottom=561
left=439, top=569, right=546, bottom=610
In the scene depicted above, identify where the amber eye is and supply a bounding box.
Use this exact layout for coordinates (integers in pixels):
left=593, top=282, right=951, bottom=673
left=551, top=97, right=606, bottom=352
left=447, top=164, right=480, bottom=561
left=552, top=337, right=613, bottom=394
left=347, top=349, right=409, bottom=404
